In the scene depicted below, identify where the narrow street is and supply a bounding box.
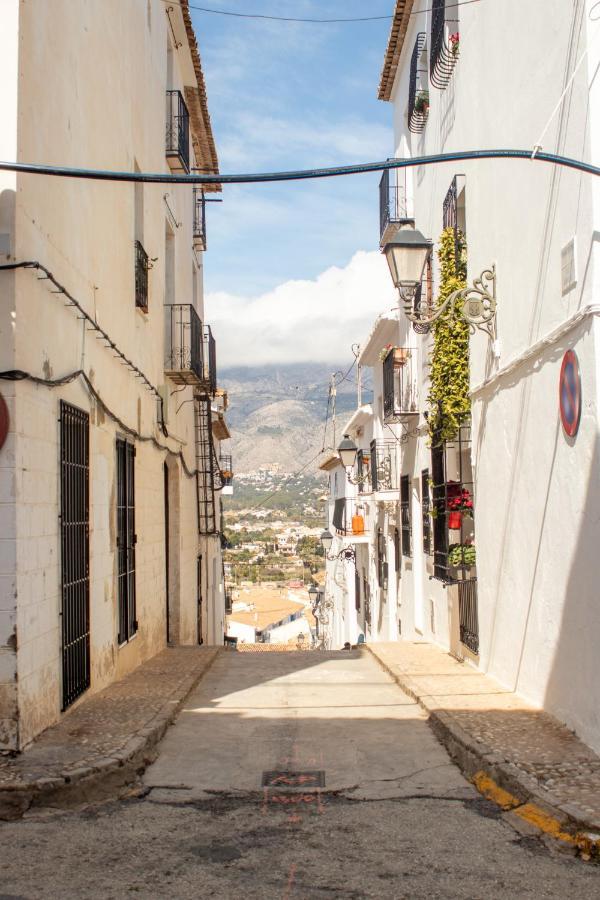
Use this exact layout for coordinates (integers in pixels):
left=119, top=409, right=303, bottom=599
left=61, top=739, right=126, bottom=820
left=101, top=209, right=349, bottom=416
left=1, top=651, right=598, bottom=899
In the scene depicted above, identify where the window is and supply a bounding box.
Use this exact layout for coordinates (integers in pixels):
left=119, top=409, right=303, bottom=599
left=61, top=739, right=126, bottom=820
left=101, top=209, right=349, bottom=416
left=354, top=566, right=361, bottom=613
left=135, top=240, right=149, bottom=311
left=408, top=33, right=428, bottom=133
left=431, top=439, right=448, bottom=580
left=377, top=529, right=388, bottom=589
left=117, top=438, right=137, bottom=643
left=394, top=527, right=401, bottom=576
left=421, top=469, right=431, bottom=555
left=400, top=475, right=411, bottom=557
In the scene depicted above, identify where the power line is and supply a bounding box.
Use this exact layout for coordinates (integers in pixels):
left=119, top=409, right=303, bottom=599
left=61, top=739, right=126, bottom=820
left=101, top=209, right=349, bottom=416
left=181, top=0, right=484, bottom=24
left=1, top=150, right=597, bottom=186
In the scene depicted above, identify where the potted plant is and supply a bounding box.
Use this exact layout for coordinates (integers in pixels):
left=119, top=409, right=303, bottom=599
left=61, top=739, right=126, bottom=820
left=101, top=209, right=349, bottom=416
left=449, top=32, right=460, bottom=56
left=448, top=543, right=476, bottom=568
left=447, top=486, right=474, bottom=529
left=393, top=347, right=411, bottom=366
left=414, top=90, right=429, bottom=114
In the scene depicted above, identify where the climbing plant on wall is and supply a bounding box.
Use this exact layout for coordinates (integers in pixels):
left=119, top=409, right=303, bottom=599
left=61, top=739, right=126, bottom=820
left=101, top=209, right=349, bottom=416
left=428, top=227, right=469, bottom=442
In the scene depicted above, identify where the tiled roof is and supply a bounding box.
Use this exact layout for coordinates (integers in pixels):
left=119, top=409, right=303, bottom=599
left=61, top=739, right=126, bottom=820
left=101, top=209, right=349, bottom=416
left=180, top=0, right=220, bottom=191
left=378, top=0, right=415, bottom=102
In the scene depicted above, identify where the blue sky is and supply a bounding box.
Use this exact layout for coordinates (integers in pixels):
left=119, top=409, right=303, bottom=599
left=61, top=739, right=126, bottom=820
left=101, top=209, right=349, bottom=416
left=192, top=0, right=394, bottom=297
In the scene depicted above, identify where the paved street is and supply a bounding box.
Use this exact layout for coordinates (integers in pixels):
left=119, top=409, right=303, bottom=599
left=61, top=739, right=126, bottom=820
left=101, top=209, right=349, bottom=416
left=0, top=650, right=599, bottom=898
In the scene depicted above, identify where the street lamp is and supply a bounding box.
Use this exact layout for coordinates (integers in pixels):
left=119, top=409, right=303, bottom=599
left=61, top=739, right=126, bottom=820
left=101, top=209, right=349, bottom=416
left=382, top=228, right=497, bottom=340
left=308, top=584, right=319, bottom=605
left=320, top=527, right=357, bottom=567
left=337, top=434, right=358, bottom=469
left=320, top=529, right=333, bottom=553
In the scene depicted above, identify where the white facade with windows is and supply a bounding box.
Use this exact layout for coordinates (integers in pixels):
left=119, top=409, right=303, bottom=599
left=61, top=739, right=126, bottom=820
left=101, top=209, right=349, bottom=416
left=323, top=0, right=600, bottom=753
left=0, top=1, right=231, bottom=750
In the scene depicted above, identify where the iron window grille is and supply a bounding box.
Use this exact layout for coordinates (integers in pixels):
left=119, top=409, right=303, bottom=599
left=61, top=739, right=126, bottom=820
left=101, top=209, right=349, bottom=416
left=377, top=529, right=388, bottom=590
left=379, top=166, right=409, bottom=245
left=60, top=401, right=90, bottom=710
left=421, top=469, right=432, bottom=556
left=203, top=325, right=217, bottom=395
left=197, top=554, right=203, bottom=644
left=443, top=176, right=466, bottom=271
left=394, top=527, right=401, bottom=575
left=164, top=303, right=204, bottom=384
left=430, top=0, right=459, bottom=90
left=362, top=573, right=371, bottom=627
left=408, top=33, right=429, bottom=133
left=195, top=396, right=218, bottom=535
left=193, top=187, right=207, bottom=250
left=135, top=240, right=149, bottom=311
left=116, top=438, right=137, bottom=644
left=355, top=567, right=361, bottom=612
left=225, top=588, right=233, bottom=615
left=383, top=348, right=419, bottom=423
left=400, top=475, right=412, bottom=557
left=166, top=89, right=190, bottom=173
left=370, top=440, right=399, bottom=492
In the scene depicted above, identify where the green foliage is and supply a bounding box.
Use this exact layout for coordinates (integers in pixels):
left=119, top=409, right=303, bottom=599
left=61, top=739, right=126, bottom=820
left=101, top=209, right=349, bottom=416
left=428, top=227, right=470, bottom=442
left=448, top=544, right=476, bottom=567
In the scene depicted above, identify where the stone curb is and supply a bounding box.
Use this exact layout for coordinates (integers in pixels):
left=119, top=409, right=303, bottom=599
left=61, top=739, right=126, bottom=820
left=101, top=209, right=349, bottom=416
left=366, top=645, right=600, bottom=858
left=0, top=648, right=220, bottom=821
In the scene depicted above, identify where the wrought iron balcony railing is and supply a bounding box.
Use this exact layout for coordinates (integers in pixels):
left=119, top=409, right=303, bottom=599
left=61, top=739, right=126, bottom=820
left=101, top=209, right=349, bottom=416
left=408, top=33, right=428, bottom=134
left=379, top=167, right=409, bottom=245
left=220, top=454, right=233, bottom=487
left=166, top=89, right=190, bottom=173
left=164, top=303, right=204, bottom=385
left=356, top=449, right=372, bottom=494
left=135, top=240, right=149, bottom=311
left=430, top=0, right=459, bottom=90
left=383, top=347, right=419, bottom=423
left=193, top=188, right=207, bottom=250
left=203, top=325, right=217, bottom=395
left=370, top=441, right=399, bottom=493
left=331, top=498, right=366, bottom=537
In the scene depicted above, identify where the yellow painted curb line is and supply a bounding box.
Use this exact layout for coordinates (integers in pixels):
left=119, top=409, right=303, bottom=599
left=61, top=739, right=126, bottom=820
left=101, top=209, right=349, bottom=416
left=471, top=771, right=600, bottom=858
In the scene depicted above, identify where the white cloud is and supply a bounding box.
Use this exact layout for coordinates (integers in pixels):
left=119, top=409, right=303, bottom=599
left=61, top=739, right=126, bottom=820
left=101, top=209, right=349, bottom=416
left=206, top=250, right=397, bottom=366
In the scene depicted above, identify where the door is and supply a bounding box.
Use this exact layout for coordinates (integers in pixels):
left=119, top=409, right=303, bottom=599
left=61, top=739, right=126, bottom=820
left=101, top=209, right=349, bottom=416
left=59, top=401, right=90, bottom=710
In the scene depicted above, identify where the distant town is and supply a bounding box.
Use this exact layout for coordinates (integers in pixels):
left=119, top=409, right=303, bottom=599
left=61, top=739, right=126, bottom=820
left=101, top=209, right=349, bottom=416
left=222, top=468, right=326, bottom=648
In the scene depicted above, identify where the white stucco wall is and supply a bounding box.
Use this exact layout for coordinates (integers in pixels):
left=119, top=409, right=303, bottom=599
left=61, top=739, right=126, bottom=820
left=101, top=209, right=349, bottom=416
left=0, top=0, right=223, bottom=748
left=386, top=0, right=600, bottom=748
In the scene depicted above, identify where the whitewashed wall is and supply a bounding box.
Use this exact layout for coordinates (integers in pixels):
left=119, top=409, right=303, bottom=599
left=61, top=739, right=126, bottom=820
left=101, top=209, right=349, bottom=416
left=387, top=0, right=600, bottom=749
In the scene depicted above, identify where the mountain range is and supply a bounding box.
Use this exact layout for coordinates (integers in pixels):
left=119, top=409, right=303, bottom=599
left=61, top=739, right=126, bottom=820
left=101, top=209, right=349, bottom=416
left=220, top=362, right=372, bottom=474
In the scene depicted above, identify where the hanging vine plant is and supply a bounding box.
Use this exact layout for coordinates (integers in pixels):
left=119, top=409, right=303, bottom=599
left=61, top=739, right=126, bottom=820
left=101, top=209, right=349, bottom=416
left=428, top=227, right=470, bottom=442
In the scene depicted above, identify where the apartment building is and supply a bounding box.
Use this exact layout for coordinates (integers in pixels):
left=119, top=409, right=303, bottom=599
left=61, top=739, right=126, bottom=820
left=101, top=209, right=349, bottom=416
left=322, top=0, right=600, bottom=752
left=0, top=0, right=232, bottom=750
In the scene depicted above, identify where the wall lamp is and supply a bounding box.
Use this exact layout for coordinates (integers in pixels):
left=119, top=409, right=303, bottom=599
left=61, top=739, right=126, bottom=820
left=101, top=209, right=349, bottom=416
left=382, top=228, right=497, bottom=341
left=320, top=529, right=357, bottom=565
left=336, top=434, right=371, bottom=486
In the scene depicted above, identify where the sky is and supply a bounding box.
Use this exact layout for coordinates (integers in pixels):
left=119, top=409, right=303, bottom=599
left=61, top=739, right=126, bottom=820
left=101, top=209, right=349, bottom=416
left=192, top=0, right=399, bottom=366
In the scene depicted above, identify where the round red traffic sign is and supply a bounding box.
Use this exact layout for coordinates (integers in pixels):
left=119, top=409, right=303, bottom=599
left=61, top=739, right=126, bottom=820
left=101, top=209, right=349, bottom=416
left=559, top=350, right=581, bottom=438
left=0, top=391, right=8, bottom=451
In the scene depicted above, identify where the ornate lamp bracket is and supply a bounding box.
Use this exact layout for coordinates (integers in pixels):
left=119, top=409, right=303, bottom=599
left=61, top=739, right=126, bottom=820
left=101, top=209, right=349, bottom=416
left=326, top=546, right=357, bottom=567
left=401, top=265, right=497, bottom=341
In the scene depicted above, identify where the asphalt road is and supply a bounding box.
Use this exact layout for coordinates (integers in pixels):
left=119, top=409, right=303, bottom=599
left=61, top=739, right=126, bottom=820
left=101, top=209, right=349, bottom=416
left=0, top=650, right=598, bottom=899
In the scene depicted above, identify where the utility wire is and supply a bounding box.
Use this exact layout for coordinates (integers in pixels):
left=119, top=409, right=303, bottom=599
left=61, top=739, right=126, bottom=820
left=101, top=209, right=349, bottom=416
left=0, top=150, right=597, bottom=186
left=181, top=0, right=483, bottom=23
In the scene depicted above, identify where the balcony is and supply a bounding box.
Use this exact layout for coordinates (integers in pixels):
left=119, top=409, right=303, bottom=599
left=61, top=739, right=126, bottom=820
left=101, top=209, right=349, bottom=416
left=203, top=325, right=217, bottom=395
left=383, top=348, right=419, bottom=423
left=370, top=441, right=399, bottom=494
left=408, top=33, right=428, bottom=134
left=379, top=167, right=409, bottom=246
left=135, top=240, right=149, bottom=311
left=356, top=449, right=372, bottom=494
left=166, top=90, right=190, bottom=173
left=164, top=304, right=203, bottom=385
left=220, top=454, right=234, bottom=496
left=193, top=188, right=207, bottom=251
left=332, top=498, right=367, bottom=539
left=430, top=0, right=459, bottom=90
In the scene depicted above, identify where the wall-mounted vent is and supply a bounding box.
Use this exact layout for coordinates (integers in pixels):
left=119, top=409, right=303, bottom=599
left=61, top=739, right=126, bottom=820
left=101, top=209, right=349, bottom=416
left=561, top=238, right=577, bottom=296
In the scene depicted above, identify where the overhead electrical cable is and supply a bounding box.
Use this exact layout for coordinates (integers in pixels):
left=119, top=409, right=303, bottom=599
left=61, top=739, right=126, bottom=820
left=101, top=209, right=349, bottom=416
left=178, top=0, right=484, bottom=23
left=0, top=150, right=597, bottom=186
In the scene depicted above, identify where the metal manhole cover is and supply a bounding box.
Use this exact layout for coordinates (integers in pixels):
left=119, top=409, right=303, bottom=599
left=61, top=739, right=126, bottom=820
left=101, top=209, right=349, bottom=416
left=261, top=770, right=325, bottom=789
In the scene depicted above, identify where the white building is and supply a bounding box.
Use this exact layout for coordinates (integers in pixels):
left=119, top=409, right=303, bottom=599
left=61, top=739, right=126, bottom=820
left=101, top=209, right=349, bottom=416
left=0, top=1, right=231, bottom=750
left=323, top=0, right=600, bottom=752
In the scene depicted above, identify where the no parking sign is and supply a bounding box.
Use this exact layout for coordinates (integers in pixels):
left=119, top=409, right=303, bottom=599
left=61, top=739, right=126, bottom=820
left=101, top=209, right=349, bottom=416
left=559, top=350, right=581, bottom=438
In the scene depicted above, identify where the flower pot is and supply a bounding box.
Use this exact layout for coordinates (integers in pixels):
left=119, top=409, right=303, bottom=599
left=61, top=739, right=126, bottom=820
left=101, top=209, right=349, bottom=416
left=352, top=514, right=365, bottom=535
left=393, top=348, right=411, bottom=366
left=448, top=511, right=462, bottom=530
